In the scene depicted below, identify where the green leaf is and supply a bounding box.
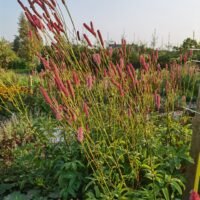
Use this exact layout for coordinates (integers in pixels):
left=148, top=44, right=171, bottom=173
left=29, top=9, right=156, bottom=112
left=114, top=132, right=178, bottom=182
left=3, top=191, right=28, bottom=200
left=94, top=185, right=101, bottom=198
left=162, top=188, right=170, bottom=200
left=0, top=183, right=16, bottom=195
left=170, top=181, right=182, bottom=195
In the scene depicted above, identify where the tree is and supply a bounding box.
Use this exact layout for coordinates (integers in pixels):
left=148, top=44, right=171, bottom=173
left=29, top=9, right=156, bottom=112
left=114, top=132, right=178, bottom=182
left=15, top=13, right=42, bottom=69
left=181, top=38, right=199, bottom=50
left=13, top=35, right=20, bottom=53
left=0, top=38, right=17, bottom=68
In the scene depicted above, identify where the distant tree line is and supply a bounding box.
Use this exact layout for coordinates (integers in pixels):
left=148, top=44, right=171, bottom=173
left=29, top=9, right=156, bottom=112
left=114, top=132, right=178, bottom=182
left=1, top=13, right=200, bottom=71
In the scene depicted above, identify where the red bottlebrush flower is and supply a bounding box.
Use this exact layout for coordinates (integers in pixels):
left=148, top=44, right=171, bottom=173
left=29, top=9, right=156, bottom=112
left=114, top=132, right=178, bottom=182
left=143, top=63, right=149, bottom=72
left=54, top=76, right=69, bottom=98
left=129, top=63, right=136, bottom=77
left=17, top=0, right=26, bottom=10
left=119, top=85, right=124, bottom=97
left=47, top=22, right=53, bottom=31
left=109, top=62, right=117, bottom=76
left=25, top=11, right=35, bottom=27
left=190, top=191, right=200, bottom=200
left=92, top=53, right=101, bottom=66
left=53, top=22, right=61, bottom=35
left=154, top=93, right=161, bottom=110
left=83, top=34, right=93, bottom=47
left=108, top=47, right=113, bottom=57
left=120, top=58, right=124, bottom=69
left=72, top=71, right=80, bottom=86
left=55, top=111, right=62, bottom=121
left=32, top=15, right=45, bottom=30
left=40, top=86, right=53, bottom=107
left=86, top=74, right=93, bottom=90
left=66, top=80, right=75, bottom=99
left=157, top=64, right=161, bottom=71
left=97, top=30, right=104, bottom=48
left=52, top=62, right=69, bottom=98
left=83, top=23, right=96, bottom=37
left=42, top=2, right=51, bottom=18
left=116, top=64, right=123, bottom=79
left=77, top=127, right=84, bottom=143
left=38, top=55, right=50, bottom=70
left=90, top=21, right=94, bottom=31
left=30, top=4, right=42, bottom=19
left=140, top=55, right=146, bottom=67
left=77, top=31, right=81, bottom=41
left=127, top=64, right=135, bottom=84
left=83, top=102, right=89, bottom=118
left=54, top=12, right=63, bottom=27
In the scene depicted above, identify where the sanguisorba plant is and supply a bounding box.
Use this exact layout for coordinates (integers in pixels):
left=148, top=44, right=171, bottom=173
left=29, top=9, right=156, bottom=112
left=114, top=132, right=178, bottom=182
left=18, top=0, right=196, bottom=199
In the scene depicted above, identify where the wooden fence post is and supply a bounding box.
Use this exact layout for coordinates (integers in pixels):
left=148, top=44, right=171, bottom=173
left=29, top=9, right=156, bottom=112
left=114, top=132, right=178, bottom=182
left=183, top=88, right=200, bottom=199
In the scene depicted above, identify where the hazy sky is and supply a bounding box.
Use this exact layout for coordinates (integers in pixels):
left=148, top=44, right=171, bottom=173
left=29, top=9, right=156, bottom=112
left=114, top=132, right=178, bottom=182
left=1, top=0, right=200, bottom=47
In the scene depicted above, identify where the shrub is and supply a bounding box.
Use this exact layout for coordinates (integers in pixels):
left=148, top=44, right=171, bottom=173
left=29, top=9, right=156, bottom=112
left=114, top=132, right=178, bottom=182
left=0, top=38, right=18, bottom=69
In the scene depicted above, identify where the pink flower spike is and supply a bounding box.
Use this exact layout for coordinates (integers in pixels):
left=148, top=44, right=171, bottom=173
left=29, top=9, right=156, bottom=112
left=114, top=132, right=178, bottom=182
left=66, top=80, right=75, bottom=99
left=77, top=31, right=81, bottom=41
left=86, top=74, right=93, bottom=90
left=72, top=71, right=80, bottom=86
left=83, top=34, right=93, bottom=47
left=154, top=93, right=161, bottom=110
left=93, top=53, right=101, bottom=66
left=90, top=21, right=94, bottom=31
left=83, top=23, right=96, bottom=37
left=40, top=86, right=53, bottom=107
left=140, top=55, right=146, bottom=66
left=97, top=30, right=104, bottom=48
left=77, top=127, right=84, bottom=143
left=190, top=191, right=200, bottom=200
left=17, top=0, right=26, bottom=10
left=83, top=102, right=89, bottom=118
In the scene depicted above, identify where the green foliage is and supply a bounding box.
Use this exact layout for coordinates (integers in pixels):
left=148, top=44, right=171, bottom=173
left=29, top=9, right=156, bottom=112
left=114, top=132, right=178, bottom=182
left=82, top=115, right=192, bottom=199
left=0, top=38, right=17, bottom=69
left=0, top=113, right=89, bottom=199
left=14, top=14, right=42, bottom=69
left=181, top=38, right=199, bottom=50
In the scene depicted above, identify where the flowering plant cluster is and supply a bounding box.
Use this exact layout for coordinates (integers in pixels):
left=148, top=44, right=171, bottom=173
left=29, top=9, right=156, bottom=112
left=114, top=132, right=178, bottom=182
left=14, top=0, right=199, bottom=198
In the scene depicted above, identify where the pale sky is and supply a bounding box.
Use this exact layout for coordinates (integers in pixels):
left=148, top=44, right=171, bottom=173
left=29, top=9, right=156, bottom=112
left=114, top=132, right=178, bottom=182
left=1, top=0, right=200, bottom=47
